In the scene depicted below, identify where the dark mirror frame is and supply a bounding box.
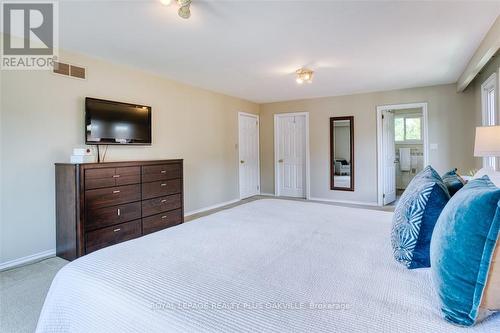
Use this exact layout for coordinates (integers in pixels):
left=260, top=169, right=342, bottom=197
left=330, top=116, right=354, bottom=191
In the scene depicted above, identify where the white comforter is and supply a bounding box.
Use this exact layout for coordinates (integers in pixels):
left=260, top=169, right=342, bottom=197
left=37, top=199, right=500, bottom=332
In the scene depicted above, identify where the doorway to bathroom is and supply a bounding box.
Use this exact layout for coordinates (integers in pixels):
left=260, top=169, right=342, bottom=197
left=376, top=103, right=429, bottom=206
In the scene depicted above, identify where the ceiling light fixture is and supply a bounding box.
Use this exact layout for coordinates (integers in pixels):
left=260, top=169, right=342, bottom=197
left=160, top=0, right=192, bottom=19
left=295, top=68, right=314, bottom=84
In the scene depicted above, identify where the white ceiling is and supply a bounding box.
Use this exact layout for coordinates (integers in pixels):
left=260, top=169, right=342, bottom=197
left=58, top=1, right=500, bottom=103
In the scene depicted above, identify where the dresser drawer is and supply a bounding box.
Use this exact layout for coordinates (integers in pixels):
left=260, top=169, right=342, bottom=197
left=142, top=163, right=181, bottom=183
left=142, top=194, right=182, bottom=217
left=86, top=201, right=141, bottom=231
left=86, top=184, right=141, bottom=210
left=142, top=179, right=181, bottom=200
left=85, top=219, right=141, bottom=254
left=85, top=168, right=116, bottom=189
left=142, top=209, right=182, bottom=235
left=115, top=167, right=141, bottom=186
left=85, top=167, right=140, bottom=190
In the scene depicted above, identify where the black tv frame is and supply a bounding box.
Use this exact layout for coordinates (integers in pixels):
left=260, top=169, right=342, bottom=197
left=84, top=97, right=152, bottom=146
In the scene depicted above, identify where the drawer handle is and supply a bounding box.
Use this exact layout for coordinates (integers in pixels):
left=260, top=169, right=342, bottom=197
left=160, top=183, right=167, bottom=187
left=160, top=170, right=167, bottom=174
left=117, top=208, right=121, bottom=216
left=161, top=215, right=167, bottom=219
left=161, top=199, right=167, bottom=203
left=113, top=228, right=121, bottom=232
left=113, top=190, right=121, bottom=194
left=113, top=175, right=121, bottom=178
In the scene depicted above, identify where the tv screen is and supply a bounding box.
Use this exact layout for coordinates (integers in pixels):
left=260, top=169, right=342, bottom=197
left=85, top=97, right=152, bottom=145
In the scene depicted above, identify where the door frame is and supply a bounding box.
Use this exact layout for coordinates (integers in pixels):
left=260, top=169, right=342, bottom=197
left=273, top=112, right=311, bottom=199
left=238, top=112, right=261, bottom=199
left=376, top=102, right=429, bottom=206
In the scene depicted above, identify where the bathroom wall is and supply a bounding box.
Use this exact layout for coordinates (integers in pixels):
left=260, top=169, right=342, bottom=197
left=396, top=144, right=424, bottom=189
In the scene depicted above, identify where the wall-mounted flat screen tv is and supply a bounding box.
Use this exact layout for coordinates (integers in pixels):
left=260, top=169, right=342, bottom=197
left=85, top=97, right=152, bottom=145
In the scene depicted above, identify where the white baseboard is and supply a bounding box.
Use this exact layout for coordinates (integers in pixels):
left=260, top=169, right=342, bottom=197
left=184, top=198, right=241, bottom=217
left=0, top=249, right=56, bottom=272
left=308, top=197, right=379, bottom=207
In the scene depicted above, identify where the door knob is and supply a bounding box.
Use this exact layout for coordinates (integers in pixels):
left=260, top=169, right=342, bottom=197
left=278, top=159, right=284, bottom=163
left=240, top=160, right=245, bottom=164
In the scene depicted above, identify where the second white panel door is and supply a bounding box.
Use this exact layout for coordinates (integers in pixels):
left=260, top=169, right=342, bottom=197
left=276, top=114, right=306, bottom=198
left=382, top=110, right=396, bottom=205
left=239, top=113, right=260, bottom=199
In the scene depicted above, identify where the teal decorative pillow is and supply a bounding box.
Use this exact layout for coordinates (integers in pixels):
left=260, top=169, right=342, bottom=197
left=391, top=166, right=450, bottom=269
left=430, top=176, right=500, bottom=326
left=442, top=168, right=465, bottom=196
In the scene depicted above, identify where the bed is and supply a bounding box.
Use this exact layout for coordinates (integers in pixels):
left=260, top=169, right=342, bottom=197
left=36, top=199, right=500, bottom=332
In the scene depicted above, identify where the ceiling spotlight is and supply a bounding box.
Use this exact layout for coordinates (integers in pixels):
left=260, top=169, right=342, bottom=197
left=177, top=0, right=191, bottom=19
left=296, top=68, right=314, bottom=84
left=160, top=0, right=192, bottom=19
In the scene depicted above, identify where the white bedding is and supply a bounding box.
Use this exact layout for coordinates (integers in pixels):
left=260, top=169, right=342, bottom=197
left=36, top=199, right=500, bottom=332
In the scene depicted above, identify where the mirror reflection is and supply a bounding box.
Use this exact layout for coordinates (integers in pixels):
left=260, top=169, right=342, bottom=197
left=330, top=117, right=354, bottom=191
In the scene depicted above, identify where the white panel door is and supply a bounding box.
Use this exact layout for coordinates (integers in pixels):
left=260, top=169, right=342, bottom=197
left=239, top=113, right=260, bottom=199
left=277, top=114, right=306, bottom=198
left=383, top=111, right=396, bottom=205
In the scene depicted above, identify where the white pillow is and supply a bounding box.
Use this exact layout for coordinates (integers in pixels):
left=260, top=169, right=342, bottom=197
left=474, top=167, right=500, bottom=187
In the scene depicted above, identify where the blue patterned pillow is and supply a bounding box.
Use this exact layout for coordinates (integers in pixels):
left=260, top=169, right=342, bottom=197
left=391, top=166, right=450, bottom=269
left=442, top=168, right=465, bottom=196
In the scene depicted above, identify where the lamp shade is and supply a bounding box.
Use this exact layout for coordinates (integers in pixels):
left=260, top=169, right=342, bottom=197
left=474, top=126, right=500, bottom=157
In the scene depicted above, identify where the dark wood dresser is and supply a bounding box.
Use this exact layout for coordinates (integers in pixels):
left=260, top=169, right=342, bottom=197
left=55, top=159, right=184, bottom=261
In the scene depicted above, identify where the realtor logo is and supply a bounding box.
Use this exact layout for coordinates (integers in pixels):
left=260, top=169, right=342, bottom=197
left=1, top=1, right=58, bottom=70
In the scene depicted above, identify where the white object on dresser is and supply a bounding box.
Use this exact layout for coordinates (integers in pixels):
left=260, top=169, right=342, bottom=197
left=72, top=148, right=93, bottom=156
left=69, top=155, right=95, bottom=164
left=70, top=147, right=95, bottom=163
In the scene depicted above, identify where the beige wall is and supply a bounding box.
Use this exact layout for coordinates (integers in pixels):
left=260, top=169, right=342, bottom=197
left=0, top=50, right=258, bottom=264
left=260, top=84, right=476, bottom=204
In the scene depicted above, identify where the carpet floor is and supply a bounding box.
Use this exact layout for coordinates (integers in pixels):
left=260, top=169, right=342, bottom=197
left=1, top=257, right=68, bottom=333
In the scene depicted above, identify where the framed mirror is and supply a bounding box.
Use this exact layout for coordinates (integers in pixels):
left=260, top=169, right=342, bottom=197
left=330, top=116, right=354, bottom=191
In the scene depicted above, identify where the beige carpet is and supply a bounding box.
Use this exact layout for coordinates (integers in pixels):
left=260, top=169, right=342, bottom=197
left=0, top=196, right=393, bottom=333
